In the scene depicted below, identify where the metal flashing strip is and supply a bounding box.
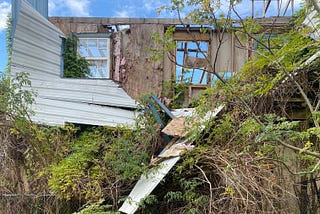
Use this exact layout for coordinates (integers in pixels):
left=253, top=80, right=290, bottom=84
left=119, top=157, right=180, bottom=214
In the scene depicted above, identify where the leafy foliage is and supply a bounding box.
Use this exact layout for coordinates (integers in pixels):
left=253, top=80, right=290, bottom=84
left=4, top=14, right=12, bottom=76
left=48, top=125, right=152, bottom=201
left=74, top=200, right=116, bottom=214
left=3, top=1, right=320, bottom=213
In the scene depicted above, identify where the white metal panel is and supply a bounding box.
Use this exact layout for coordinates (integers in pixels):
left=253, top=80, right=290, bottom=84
left=32, top=98, right=135, bottom=127
left=11, top=0, right=63, bottom=79
left=119, top=157, right=180, bottom=214
left=11, top=67, right=60, bottom=81
left=11, top=0, right=137, bottom=126
left=31, top=79, right=137, bottom=108
left=305, top=50, right=320, bottom=64
left=171, top=108, right=195, bottom=117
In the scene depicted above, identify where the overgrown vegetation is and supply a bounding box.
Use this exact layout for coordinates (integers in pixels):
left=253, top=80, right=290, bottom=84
left=148, top=0, right=320, bottom=213
left=3, top=0, right=320, bottom=213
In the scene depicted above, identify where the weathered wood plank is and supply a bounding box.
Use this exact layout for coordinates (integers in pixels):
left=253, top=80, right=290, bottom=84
left=49, top=17, right=293, bottom=27
left=121, top=24, right=165, bottom=99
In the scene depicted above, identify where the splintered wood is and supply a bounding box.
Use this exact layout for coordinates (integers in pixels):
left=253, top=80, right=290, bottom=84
left=158, top=142, right=194, bottom=158
left=161, top=116, right=191, bottom=137
left=150, top=138, right=194, bottom=165
left=151, top=114, right=194, bottom=165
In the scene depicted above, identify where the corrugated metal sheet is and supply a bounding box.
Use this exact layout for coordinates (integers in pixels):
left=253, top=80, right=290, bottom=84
left=11, top=0, right=137, bottom=127
left=26, top=0, right=48, bottom=18
left=12, top=0, right=63, bottom=80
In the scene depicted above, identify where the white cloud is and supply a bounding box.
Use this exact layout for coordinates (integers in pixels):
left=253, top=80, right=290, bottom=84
left=114, top=10, right=130, bottom=18
left=112, top=0, right=170, bottom=18
left=49, top=0, right=91, bottom=16
left=143, top=0, right=167, bottom=13
left=114, top=5, right=136, bottom=18
left=0, top=1, right=11, bottom=32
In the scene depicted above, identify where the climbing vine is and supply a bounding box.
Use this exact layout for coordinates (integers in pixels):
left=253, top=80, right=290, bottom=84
left=63, top=35, right=91, bottom=78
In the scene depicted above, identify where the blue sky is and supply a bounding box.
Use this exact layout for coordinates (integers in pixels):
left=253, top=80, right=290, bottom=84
left=0, top=0, right=304, bottom=74
left=0, top=0, right=172, bottom=73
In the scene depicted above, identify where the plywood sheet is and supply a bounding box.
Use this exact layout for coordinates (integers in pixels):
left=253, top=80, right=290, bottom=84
left=162, top=117, right=190, bottom=137
left=121, top=24, right=165, bottom=99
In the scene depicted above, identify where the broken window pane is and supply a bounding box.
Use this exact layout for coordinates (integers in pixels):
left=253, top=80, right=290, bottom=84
left=78, top=37, right=111, bottom=78
left=175, top=41, right=210, bottom=84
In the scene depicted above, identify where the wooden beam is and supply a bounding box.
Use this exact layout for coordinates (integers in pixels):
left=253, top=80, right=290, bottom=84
left=49, top=17, right=198, bottom=25
left=49, top=17, right=293, bottom=28
left=173, top=31, right=211, bottom=41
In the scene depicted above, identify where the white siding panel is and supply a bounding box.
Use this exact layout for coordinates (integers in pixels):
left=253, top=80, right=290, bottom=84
left=119, top=157, right=180, bottom=214
left=11, top=0, right=137, bottom=127
left=14, top=35, right=61, bottom=61
left=31, top=79, right=137, bottom=108
left=12, top=66, right=59, bottom=81
left=32, top=98, right=135, bottom=127
left=11, top=0, right=63, bottom=79
left=12, top=51, right=61, bottom=77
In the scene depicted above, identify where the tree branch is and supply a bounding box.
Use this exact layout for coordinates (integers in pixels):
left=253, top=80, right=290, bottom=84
left=259, top=157, right=320, bottom=175
left=195, top=165, right=213, bottom=214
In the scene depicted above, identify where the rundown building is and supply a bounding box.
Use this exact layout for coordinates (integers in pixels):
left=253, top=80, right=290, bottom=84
left=11, top=0, right=136, bottom=126
left=10, top=1, right=320, bottom=213
left=48, top=17, right=248, bottom=99
left=11, top=0, right=293, bottom=127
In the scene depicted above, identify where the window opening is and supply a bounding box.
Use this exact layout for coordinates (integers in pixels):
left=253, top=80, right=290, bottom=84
left=175, top=41, right=210, bottom=84
left=78, top=37, right=111, bottom=78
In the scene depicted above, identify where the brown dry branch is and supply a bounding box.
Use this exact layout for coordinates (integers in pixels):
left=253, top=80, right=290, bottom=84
left=197, top=149, right=293, bottom=213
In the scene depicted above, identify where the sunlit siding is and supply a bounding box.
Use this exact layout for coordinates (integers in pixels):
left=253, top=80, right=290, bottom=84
left=11, top=0, right=136, bottom=127
left=12, top=0, right=63, bottom=79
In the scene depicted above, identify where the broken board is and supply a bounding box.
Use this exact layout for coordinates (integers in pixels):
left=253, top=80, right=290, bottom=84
left=161, top=117, right=189, bottom=137
left=119, top=157, right=180, bottom=214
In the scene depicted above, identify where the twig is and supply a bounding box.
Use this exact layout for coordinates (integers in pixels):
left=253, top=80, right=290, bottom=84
left=195, top=165, right=213, bottom=214
left=258, top=157, right=320, bottom=175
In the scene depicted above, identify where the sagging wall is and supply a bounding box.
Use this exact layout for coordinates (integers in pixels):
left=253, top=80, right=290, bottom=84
left=49, top=18, right=167, bottom=99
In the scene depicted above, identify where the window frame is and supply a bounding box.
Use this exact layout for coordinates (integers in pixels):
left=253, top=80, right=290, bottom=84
left=172, top=28, right=212, bottom=85
left=77, top=33, right=112, bottom=79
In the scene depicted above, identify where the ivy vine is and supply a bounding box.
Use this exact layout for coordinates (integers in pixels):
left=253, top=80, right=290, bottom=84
left=63, top=35, right=91, bottom=78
